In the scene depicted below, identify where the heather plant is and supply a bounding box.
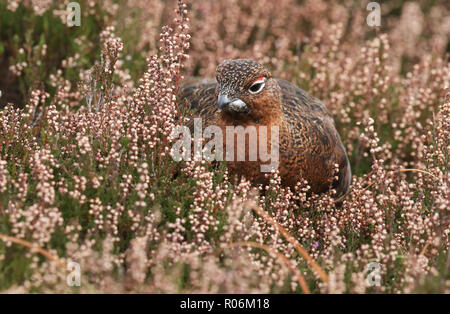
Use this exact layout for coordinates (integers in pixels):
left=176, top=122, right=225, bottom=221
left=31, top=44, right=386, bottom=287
left=0, top=0, right=448, bottom=294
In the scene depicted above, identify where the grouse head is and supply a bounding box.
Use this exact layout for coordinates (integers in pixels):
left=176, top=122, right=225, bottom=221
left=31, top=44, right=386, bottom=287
left=215, top=59, right=282, bottom=123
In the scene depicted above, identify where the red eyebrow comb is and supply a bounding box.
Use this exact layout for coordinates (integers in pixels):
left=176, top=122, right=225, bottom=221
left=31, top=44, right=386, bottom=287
left=252, top=76, right=265, bottom=84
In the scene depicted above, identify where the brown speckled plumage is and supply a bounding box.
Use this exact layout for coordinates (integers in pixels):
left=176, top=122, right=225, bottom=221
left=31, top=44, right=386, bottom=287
left=179, top=59, right=351, bottom=196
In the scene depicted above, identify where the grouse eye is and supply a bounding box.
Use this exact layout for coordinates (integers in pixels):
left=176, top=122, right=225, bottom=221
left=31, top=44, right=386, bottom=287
left=248, top=77, right=266, bottom=94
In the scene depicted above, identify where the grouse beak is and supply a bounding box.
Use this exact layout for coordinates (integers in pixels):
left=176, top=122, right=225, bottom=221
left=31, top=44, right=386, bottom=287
left=217, top=94, right=230, bottom=110
left=217, top=94, right=249, bottom=113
